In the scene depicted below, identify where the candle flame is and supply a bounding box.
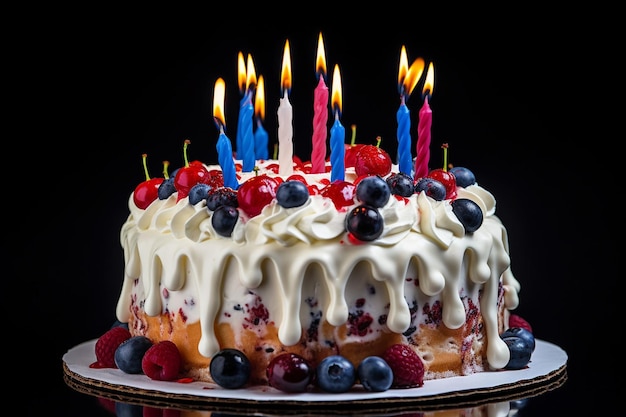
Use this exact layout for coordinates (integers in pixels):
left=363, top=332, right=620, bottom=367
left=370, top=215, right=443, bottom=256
left=423, top=61, right=435, bottom=99
left=255, top=75, right=265, bottom=121
left=398, top=45, right=409, bottom=94
left=281, top=39, right=292, bottom=96
left=213, top=78, right=226, bottom=129
left=238, top=52, right=246, bottom=95
left=331, top=64, right=342, bottom=118
left=246, top=53, right=257, bottom=91
left=315, top=32, right=327, bottom=81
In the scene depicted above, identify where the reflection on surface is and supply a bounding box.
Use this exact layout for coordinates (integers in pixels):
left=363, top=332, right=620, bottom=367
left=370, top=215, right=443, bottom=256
left=94, top=395, right=532, bottom=416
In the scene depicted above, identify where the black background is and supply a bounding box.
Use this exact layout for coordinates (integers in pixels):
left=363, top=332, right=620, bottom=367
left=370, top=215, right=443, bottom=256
left=20, top=13, right=614, bottom=416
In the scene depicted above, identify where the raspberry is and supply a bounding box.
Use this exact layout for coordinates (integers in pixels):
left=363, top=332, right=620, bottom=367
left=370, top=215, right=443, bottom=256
left=94, top=326, right=131, bottom=368
left=382, top=344, right=424, bottom=388
left=509, top=314, right=532, bottom=333
left=142, top=341, right=182, bottom=381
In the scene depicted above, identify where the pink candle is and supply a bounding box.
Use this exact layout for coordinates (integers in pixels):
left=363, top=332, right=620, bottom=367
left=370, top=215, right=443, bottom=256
left=414, top=96, right=432, bottom=179
left=414, top=62, right=435, bottom=180
left=311, top=32, right=328, bottom=173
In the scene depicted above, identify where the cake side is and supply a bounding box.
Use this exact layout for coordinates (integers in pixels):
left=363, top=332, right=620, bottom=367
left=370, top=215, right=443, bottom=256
left=116, top=161, right=521, bottom=385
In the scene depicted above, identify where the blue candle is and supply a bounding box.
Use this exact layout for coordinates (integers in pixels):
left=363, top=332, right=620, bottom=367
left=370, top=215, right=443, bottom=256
left=254, top=119, right=268, bottom=160
left=213, top=77, right=239, bottom=190
left=330, top=115, right=345, bottom=182
left=240, top=90, right=255, bottom=171
left=329, top=64, right=344, bottom=182
left=216, top=127, right=239, bottom=190
left=397, top=96, right=412, bottom=175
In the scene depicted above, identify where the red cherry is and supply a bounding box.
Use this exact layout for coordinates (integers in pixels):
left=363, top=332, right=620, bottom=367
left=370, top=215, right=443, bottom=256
left=286, top=174, right=308, bottom=185
left=427, top=169, right=457, bottom=199
left=320, top=180, right=356, bottom=210
left=133, top=178, right=163, bottom=209
left=133, top=153, right=164, bottom=209
left=354, top=145, right=392, bottom=177
left=344, top=143, right=365, bottom=168
left=237, top=174, right=279, bottom=217
left=174, top=164, right=211, bottom=201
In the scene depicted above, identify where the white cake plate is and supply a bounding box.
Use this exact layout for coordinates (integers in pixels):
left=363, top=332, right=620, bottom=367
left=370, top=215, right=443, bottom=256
left=63, top=338, right=567, bottom=413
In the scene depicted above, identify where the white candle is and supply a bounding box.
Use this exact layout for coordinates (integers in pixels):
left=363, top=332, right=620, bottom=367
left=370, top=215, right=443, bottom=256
left=278, top=39, right=293, bottom=175
left=278, top=90, right=293, bottom=175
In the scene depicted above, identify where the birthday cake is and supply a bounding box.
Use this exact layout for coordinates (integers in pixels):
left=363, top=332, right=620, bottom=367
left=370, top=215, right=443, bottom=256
left=91, top=36, right=536, bottom=394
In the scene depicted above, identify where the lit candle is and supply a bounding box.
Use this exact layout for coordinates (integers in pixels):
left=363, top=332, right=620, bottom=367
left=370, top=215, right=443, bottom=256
left=277, top=39, right=293, bottom=175
left=396, top=46, right=424, bottom=176
left=235, top=52, right=246, bottom=160
left=311, top=32, right=329, bottom=174
left=329, top=64, right=344, bottom=182
left=237, top=53, right=257, bottom=172
left=213, top=78, right=238, bottom=189
left=415, top=62, right=435, bottom=180
left=254, top=75, right=269, bottom=160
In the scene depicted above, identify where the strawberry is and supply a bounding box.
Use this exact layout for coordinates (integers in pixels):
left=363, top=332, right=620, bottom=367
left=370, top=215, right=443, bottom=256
left=94, top=326, right=131, bottom=368
left=509, top=314, right=533, bottom=333
left=142, top=340, right=182, bottom=381
left=382, top=344, right=424, bottom=388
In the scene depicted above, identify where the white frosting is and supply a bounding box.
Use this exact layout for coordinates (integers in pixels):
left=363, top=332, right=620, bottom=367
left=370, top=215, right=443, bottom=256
left=116, top=162, right=520, bottom=371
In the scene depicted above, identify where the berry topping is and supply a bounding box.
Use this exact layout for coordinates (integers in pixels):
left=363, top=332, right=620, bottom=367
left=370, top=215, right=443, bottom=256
left=114, top=336, right=153, bottom=374
left=276, top=180, right=310, bottom=208
left=142, top=340, right=182, bottom=381
left=320, top=180, right=356, bottom=210
left=414, top=177, right=446, bottom=201
left=355, top=175, right=391, bottom=208
left=357, top=356, right=393, bottom=392
left=451, top=198, right=483, bottom=233
left=212, top=205, right=239, bottom=237
left=133, top=154, right=164, bottom=209
left=345, top=205, right=384, bottom=242
left=427, top=168, right=457, bottom=200
left=381, top=344, right=424, bottom=388
left=316, top=355, right=356, bottom=393
left=209, top=348, right=251, bottom=389
left=174, top=140, right=211, bottom=201
left=237, top=174, right=279, bottom=218
left=509, top=314, right=533, bottom=332
left=449, top=166, right=476, bottom=187
left=386, top=172, right=415, bottom=197
left=206, top=187, right=238, bottom=211
left=266, top=352, right=313, bottom=393
left=93, top=326, right=131, bottom=368
left=354, top=140, right=392, bottom=178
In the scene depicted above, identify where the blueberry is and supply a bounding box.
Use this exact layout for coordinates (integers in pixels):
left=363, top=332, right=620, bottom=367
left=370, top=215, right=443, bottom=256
left=356, top=175, right=391, bottom=208
left=209, top=348, right=251, bottom=389
left=158, top=177, right=176, bottom=200
left=414, top=177, right=446, bottom=201
left=276, top=180, right=310, bottom=208
left=111, top=320, right=129, bottom=330
left=114, top=336, right=153, bottom=374
left=386, top=172, right=414, bottom=197
left=188, top=183, right=212, bottom=205
left=451, top=198, right=483, bottom=233
left=501, top=327, right=535, bottom=352
left=502, top=336, right=533, bottom=370
left=449, top=166, right=476, bottom=187
left=357, top=356, right=393, bottom=392
left=212, top=205, right=239, bottom=237
left=316, top=355, right=356, bottom=393
left=345, top=205, right=384, bottom=241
